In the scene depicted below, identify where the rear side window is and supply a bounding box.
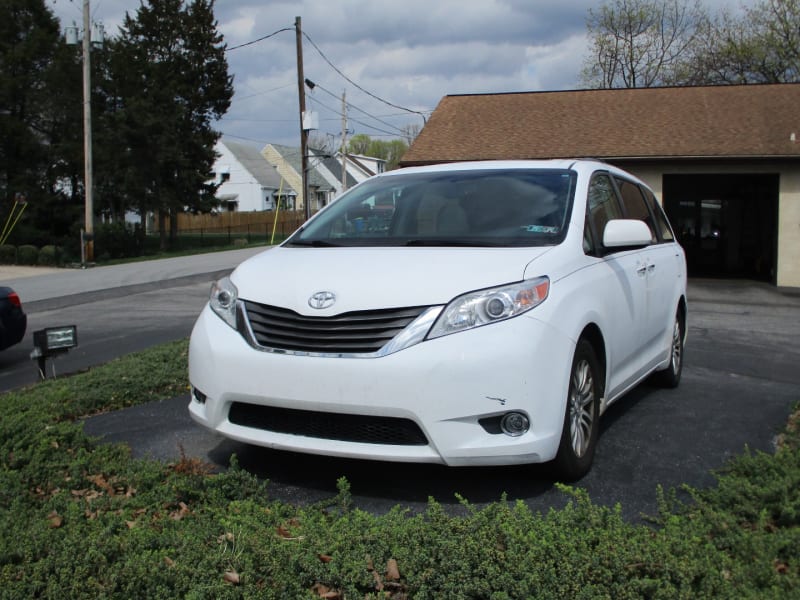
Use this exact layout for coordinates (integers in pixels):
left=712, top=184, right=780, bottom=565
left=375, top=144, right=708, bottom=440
left=585, top=173, right=623, bottom=254
left=614, top=177, right=656, bottom=243
left=643, top=188, right=675, bottom=241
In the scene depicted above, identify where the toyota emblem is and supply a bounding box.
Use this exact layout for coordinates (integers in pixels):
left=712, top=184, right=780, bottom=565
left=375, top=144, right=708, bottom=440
left=308, top=291, right=336, bottom=310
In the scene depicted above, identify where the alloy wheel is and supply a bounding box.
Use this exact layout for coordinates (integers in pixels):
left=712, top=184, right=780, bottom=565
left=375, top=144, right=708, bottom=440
left=569, top=358, right=595, bottom=458
left=670, top=318, right=682, bottom=374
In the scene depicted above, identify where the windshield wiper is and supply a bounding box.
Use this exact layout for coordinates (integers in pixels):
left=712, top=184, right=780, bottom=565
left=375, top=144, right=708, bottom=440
left=404, top=239, right=505, bottom=247
left=286, top=239, right=342, bottom=247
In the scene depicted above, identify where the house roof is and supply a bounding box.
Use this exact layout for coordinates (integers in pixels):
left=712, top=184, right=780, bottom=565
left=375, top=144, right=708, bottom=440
left=221, top=139, right=283, bottom=188
left=312, top=150, right=359, bottom=188
left=266, top=144, right=334, bottom=191
left=400, top=83, right=800, bottom=166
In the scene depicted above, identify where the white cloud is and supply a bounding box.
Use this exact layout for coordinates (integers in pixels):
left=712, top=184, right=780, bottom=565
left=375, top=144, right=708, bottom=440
left=45, top=0, right=760, bottom=149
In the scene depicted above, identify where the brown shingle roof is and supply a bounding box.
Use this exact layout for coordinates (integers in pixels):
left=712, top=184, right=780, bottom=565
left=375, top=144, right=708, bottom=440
left=400, top=84, right=800, bottom=166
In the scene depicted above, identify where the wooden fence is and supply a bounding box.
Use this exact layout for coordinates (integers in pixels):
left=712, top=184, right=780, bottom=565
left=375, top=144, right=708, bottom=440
left=168, top=210, right=307, bottom=242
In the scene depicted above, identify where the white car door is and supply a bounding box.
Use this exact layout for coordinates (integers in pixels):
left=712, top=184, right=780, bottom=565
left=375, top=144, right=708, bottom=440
left=585, top=173, right=649, bottom=397
left=614, top=177, right=681, bottom=369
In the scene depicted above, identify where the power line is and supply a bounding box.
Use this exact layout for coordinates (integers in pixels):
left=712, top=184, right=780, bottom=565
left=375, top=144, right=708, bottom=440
left=312, top=82, right=405, bottom=135
left=235, top=82, right=296, bottom=102
left=226, top=26, right=293, bottom=52
left=306, top=96, right=400, bottom=137
left=217, top=131, right=270, bottom=145
left=217, top=22, right=429, bottom=128
left=302, top=31, right=428, bottom=124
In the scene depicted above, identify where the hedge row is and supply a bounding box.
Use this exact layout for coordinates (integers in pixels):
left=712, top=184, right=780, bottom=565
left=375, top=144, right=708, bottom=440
left=0, top=244, right=62, bottom=266
left=0, top=338, right=798, bottom=598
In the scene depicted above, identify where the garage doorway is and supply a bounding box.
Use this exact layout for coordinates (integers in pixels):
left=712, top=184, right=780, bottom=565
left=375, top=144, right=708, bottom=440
left=663, top=174, right=778, bottom=282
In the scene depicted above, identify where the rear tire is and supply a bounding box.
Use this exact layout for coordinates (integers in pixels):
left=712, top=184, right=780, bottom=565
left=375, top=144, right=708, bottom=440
left=552, top=339, right=601, bottom=482
left=654, top=308, right=684, bottom=388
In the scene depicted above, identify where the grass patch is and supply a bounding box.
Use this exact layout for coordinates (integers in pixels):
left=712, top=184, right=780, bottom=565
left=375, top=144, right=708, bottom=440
left=1, top=340, right=798, bottom=598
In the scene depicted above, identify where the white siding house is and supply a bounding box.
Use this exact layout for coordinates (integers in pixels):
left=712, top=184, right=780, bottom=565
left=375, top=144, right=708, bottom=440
left=212, top=140, right=291, bottom=212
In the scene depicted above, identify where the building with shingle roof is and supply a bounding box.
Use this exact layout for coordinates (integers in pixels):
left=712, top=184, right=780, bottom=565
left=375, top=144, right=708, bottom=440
left=213, top=139, right=292, bottom=211
left=262, top=143, right=336, bottom=212
left=401, top=84, right=800, bottom=287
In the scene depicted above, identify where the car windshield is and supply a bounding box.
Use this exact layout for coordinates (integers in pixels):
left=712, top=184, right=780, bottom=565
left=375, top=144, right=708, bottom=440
left=287, top=168, right=577, bottom=247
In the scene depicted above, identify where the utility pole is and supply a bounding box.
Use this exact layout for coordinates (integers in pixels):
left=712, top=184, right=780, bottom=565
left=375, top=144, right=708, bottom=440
left=295, top=16, right=310, bottom=221
left=340, top=90, right=347, bottom=193
left=82, top=0, right=94, bottom=263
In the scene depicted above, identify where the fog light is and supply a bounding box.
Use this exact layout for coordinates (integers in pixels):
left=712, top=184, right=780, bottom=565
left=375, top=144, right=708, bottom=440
left=500, top=412, right=529, bottom=436
left=192, top=387, right=207, bottom=404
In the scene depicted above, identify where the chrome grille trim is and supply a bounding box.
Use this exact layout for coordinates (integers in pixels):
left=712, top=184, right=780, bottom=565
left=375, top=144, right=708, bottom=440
left=238, top=301, right=440, bottom=358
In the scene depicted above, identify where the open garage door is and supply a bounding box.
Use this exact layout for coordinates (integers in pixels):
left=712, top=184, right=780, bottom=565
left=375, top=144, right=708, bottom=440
left=663, top=174, right=778, bottom=283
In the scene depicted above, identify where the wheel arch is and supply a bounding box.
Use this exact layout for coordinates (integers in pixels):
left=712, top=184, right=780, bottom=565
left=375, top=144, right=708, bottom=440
left=577, top=323, right=607, bottom=399
left=677, top=294, right=688, bottom=343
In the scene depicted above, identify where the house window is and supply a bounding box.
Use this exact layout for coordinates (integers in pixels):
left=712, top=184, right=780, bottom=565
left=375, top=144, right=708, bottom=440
left=226, top=200, right=238, bottom=212
left=220, top=172, right=231, bottom=183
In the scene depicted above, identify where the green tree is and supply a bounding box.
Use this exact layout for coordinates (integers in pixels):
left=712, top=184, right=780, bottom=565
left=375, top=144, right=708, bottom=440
left=581, top=0, right=708, bottom=88
left=348, top=133, right=372, bottom=155
left=347, top=134, right=408, bottom=170
left=583, top=0, right=800, bottom=88
left=687, top=0, right=799, bottom=84
left=113, top=0, right=232, bottom=248
left=0, top=0, right=83, bottom=246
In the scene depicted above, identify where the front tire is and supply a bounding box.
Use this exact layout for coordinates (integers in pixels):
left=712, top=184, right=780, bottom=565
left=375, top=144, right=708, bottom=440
left=654, top=308, right=684, bottom=388
left=552, top=339, right=601, bottom=482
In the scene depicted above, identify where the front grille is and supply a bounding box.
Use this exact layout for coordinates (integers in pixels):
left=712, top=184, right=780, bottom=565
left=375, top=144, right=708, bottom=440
left=228, top=403, right=429, bottom=446
left=241, top=301, right=428, bottom=354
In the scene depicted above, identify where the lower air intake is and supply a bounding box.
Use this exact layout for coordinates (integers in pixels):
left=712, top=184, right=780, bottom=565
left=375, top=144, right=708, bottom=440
left=228, top=402, right=429, bottom=446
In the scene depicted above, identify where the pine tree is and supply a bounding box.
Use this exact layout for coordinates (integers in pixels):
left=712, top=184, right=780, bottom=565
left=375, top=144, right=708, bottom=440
left=112, top=0, right=233, bottom=248
left=0, top=0, right=79, bottom=243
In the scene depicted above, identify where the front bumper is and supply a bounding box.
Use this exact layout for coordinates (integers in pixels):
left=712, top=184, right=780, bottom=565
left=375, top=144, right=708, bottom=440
left=188, top=304, right=574, bottom=466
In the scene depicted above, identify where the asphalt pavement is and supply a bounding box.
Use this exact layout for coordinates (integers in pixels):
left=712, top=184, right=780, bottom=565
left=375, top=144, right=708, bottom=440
left=0, top=247, right=268, bottom=391
left=0, top=246, right=266, bottom=310
left=4, top=253, right=800, bottom=522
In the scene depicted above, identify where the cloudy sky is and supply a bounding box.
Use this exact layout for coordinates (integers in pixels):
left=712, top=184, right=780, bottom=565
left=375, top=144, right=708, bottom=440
left=48, top=0, right=752, bottom=151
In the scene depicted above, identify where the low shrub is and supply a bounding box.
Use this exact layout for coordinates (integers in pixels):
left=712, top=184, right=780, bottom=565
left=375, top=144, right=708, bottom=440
left=94, top=222, right=145, bottom=259
left=0, top=244, right=16, bottom=264
left=0, top=341, right=798, bottom=598
left=37, top=245, right=61, bottom=266
left=16, top=244, right=39, bottom=265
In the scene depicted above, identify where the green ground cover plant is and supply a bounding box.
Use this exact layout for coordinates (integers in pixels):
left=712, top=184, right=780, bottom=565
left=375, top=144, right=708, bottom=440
left=1, top=339, right=798, bottom=598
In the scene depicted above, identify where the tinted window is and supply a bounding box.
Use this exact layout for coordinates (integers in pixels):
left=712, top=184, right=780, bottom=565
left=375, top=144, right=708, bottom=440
left=290, top=169, right=577, bottom=248
left=614, top=177, right=656, bottom=243
left=585, top=173, right=622, bottom=254
left=643, top=188, right=675, bottom=241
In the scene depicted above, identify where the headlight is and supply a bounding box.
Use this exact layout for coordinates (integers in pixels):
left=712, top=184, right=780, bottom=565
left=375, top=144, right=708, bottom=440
left=209, top=276, right=238, bottom=329
left=428, top=277, right=549, bottom=339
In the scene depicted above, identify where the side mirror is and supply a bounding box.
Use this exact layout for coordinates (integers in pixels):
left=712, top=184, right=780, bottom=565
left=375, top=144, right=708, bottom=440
left=603, top=219, right=652, bottom=249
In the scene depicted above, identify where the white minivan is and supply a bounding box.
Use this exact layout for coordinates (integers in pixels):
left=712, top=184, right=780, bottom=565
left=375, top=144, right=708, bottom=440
left=189, top=160, right=687, bottom=480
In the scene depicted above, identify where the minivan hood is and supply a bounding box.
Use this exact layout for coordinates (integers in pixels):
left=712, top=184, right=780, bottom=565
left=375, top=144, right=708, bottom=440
left=230, top=246, right=553, bottom=316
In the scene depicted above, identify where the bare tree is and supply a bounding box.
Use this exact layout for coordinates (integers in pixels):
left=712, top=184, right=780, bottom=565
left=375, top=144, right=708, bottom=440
left=743, top=0, right=800, bottom=82
left=581, top=0, right=707, bottom=88
left=400, top=123, right=422, bottom=146
left=679, top=0, right=800, bottom=85
left=308, top=133, right=335, bottom=156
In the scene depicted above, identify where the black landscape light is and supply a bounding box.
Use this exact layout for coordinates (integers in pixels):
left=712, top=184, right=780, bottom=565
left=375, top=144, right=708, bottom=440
left=31, top=325, right=78, bottom=379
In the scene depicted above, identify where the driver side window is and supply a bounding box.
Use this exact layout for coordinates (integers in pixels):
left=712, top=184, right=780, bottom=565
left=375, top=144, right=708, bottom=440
left=584, top=173, right=623, bottom=255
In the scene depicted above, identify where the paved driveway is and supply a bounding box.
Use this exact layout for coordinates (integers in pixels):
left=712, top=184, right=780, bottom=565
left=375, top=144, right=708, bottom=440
left=84, top=279, right=800, bottom=521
